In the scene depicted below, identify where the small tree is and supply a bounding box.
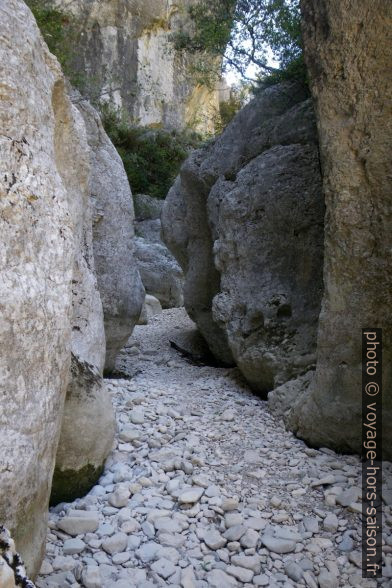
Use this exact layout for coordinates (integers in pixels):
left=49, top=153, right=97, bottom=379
left=173, top=0, right=305, bottom=87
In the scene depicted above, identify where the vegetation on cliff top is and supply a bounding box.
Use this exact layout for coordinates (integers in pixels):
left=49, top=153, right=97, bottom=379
left=173, top=0, right=306, bottom=88
left=101, top=107, right=203, bottom=200
left=26, top=0, right=83, bottom=86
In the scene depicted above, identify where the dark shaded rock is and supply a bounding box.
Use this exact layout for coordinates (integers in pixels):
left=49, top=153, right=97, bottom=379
left=162, top=82, right=324, bottom=391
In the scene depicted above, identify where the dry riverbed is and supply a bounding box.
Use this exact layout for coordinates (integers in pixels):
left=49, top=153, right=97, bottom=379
left=37, top=309, right=392, bottom=588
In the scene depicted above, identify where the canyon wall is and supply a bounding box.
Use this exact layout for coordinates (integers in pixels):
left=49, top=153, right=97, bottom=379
left=163, top=2, right=392, bottom=459
left=48, top=0, right=221, bottom=133
left=0, top=0, right=79, bottom=573
left=0, top=0, right=143, bottom=575
left=284, top=0, right=392, bottom=457
left=162, top=82, right=325, bottom=386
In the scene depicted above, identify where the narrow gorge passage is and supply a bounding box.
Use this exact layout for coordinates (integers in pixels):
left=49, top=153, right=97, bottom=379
left=36, top=310, right=390, bottom=588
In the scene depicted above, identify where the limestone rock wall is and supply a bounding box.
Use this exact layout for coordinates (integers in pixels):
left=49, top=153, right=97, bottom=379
left=50, top=99, right=115, bottom=504
left=48, top=0, right=221, bottom=133
left=0, top=0, right=143, bottom=573
left=76, top=99, right=145, bottom=373
left=0, top=0, right=77, bottom=575
left=162, top=82, right=325, bottom=388
left=134, top=195, right=184, bottom=308
left=285, top=0, right=392, bottom=458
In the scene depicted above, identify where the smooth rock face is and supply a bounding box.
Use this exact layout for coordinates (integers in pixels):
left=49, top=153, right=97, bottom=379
left=51, top=95, right=115, bottom=505
left=51, top=357, right=116, bottom=504
left=138, top=294, right=163, bottom=325
left=77, top=99, right=145, bottom=372
left=0, top=1, right=76, bottom=575
left=288, top=0, right=392, bottom=457
left=135, top=238, right=184, bottom=309
left=163, top=82, right=324, bottom=391
left=134, top=196, right=184, bottom=309
left=48, top=0, right=220, bottom=133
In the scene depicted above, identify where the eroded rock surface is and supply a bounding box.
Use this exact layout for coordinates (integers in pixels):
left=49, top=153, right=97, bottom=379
left=48, top=0, right=221, bottom=133
left=284, top=0, right=392, bottom=458
left=77, top=99, right=145, bottom=372
left=162, top=82, right=324, bottom=391
left=50, top=83, right=115, bottom=507
left=134, top=195, right=184, bottom=309
left=0, top=1, right=76, bottom=574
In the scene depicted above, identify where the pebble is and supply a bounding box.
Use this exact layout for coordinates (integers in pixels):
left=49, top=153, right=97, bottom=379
left=63, top=538, right=85, bottom=555
left=260, top=535, right=296, bottom=554
left=203, top=529, right=227, bottom=550
left=285, top=561, right=303, bottom=582
left=81, top=566, right=101, bottom=588
left=178, top=487, right=204, bottom=504
left=151, top=557, right=176, bottom=579
left=102, top=532, right=128, bottom=555
left=36, top=309, right=392, bottom=588
left=227, top=564, right=254, bottom=582
left=57, top=512, right=99, bottom=536
left=130, top=408, right=145, bottom=424
left=318, top=570, right=339, bottom=588
left=323, top=513, right=339, bottom=533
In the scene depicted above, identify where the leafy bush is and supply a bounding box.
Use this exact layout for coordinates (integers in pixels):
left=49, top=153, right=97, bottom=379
left=173, top=0, right=307, bottom=88
left=101, top=107, right=203, bottom=199
left=26, top=0, right=81, bottom=86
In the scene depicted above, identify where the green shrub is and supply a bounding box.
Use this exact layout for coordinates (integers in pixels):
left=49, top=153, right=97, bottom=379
left=26, top=0, right=82, bottom=85
left=101, top=107, right=203, bottom=199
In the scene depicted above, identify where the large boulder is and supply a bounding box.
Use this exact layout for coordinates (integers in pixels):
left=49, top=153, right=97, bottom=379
left=162, top=82, right=324, bottom=389
left=134, top=194, right=184, bottom=309
left=51, top=356, right=115, bottom=504
left=0, top=0, right=77, bottom=575
left=283, top=0, right=392, bottom=457
left=76, top=99, right=145, bottom=372
left=134, top=238, right=184, bottom=309
left=51, top=99, right=115, bottom=504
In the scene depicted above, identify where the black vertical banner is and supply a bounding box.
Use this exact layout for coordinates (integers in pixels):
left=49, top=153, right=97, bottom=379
left=362, top=329, right=383, bottom=579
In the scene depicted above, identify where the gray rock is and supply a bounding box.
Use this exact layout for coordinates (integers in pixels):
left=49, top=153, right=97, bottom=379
left=135, top=237, right=184, bottom=309
left=77, top=99, right=145, bottom=373
left=136, top=542, right=159, bottom=563
left=52, top=357, right=116, bottom=505
left=206, top=569, right=238, bottom=587
left=138, top=294, right=162, bottom=325
left=239, top=528, right=259, bottom=549
left=102, top=532, right=128, bottom=555
left=151, top=558, right=176, bottom=580
left=226, top=564, right=254, bottom=583
left=231, top=554, right=261, bottom=574
left=260, top=535, right=296, bottom=554
left=335, top=487, right=361, bottom=507
left=284, top=561, right=303, bottom=582
left=203, top=530, right=227, bottom=550
left=318, top=570, right=339, bottom=588
left=162, top=82, right=323, bottom=393
left=323, top=513, right=339, bottom=533
left=178, top=488, right=204, bottom=504
left=63, top=538, right=86, bottom=556
left=130, top=409, right=145, bottom=424
left=109, top=486, right=131, bottom=508
left=82, top=566, right=102, bottom=588
left=289, top=0, right=392, bottom=459
left=0, top=1, right=102, bottom=573
left=58, top=513, right=100, bottom=536
left=223, top=525, right=247, bottom=542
